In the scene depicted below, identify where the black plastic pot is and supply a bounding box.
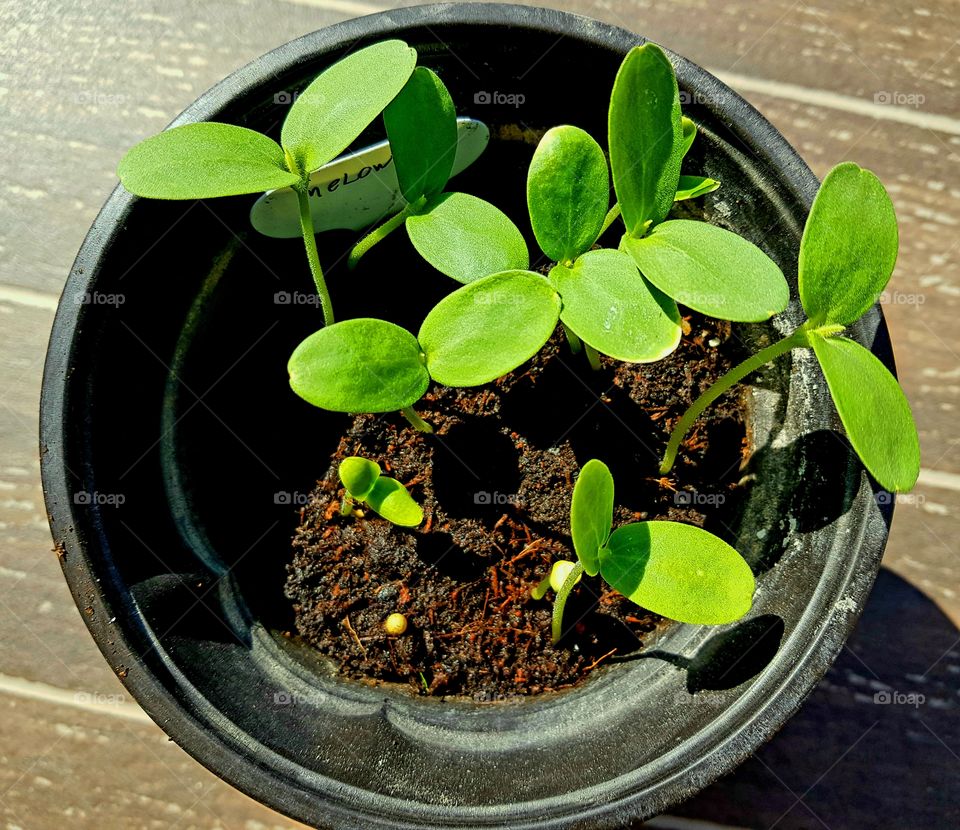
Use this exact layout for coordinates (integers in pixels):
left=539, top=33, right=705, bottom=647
left=41, top=4, right=896, bottom=828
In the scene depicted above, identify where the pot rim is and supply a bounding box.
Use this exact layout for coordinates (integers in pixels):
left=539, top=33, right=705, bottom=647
left=40, top=4, right=894, bottom=828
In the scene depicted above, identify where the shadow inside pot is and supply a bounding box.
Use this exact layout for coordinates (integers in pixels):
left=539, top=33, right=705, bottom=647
left=646, top=568, right=960, bottom=829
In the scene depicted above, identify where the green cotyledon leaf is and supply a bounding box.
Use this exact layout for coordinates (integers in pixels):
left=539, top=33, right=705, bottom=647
left=599, top=521, right=755, bottom=624
left=118, top=123, right=300, bottom=199
left=798, top=162, right=898, bottom=326
left=570, top=459, right=615, bottom=577
left=809, top=333, right=920, bottom=492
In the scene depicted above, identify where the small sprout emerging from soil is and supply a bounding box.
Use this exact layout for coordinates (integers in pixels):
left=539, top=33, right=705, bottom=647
left=116, top=40, right=418, bottom=328
left=348, top=66, right=528, bottom=281
left=384, top=613, right=409, bottom=636
left=530, top=560, right=582, bottom=600
left=288, top=271, right=562, bottom=427
left=660, top=162, right=921, bottom=493
left=338, top=456, right=423, bottom=527
left=536, top=459, right=755, bottom=644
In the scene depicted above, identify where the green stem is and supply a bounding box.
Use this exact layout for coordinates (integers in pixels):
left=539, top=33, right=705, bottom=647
left=562, top=323, right=583, bottom=355
left=401, top=406, right=434, bottom=434
left=348, top=201, right=419, bottom=270
left=340, top=497, right=354, bottom=517
left=296, top=185, right=335, bottom=327
left=584, top=344, right=602, bottom=372
left=552, top=562, right=585, bottom=644
left=599, top=202, right=622, bottom=236
left=531, top=572, right=552, bottom=601
left=660, top=326, right=811, bottom=474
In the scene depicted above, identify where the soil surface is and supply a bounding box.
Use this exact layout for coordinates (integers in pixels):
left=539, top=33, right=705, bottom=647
left=285, top=316, right=750, bottom=700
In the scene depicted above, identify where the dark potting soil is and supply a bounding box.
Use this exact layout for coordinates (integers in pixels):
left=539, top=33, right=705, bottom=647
left=285, top=317, right=750, bottom=700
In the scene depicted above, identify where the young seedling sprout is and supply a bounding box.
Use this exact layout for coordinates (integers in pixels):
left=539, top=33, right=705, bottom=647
left=660, top=162, right=921, bottom=494
left=608, top=44, right=789, bottom=325
left=347, top=66, right=529, bottom=283
left=116, top=41, right=418, bottom=327
left=288, top=270, right=562, bottom=431
left=533, top=459, right=755, bottom=644
left=338, top=455, right=423, bottom=527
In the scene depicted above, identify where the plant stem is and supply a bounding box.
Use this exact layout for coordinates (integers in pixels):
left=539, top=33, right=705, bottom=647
left=340, top=497, right=354, bottom=517
left=585, top=344, right=602, bottom=372
left=531, top=572, right=552, bottom=601
left=659, top=327, right=811, bottom=474
left=348, top=202, right=418, bottom=270
left=551, top=562, right=585, bottom=644
left=296, top=185, right=335, bottom=327
left=401, top=406, right=434, bottom=433
left=600, top=202, right=622, bottom=236
left=562, top=323, right=583, bottom=355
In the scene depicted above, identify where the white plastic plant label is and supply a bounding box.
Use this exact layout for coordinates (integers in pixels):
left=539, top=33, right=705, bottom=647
left=250, top=117, right=489, bottom=239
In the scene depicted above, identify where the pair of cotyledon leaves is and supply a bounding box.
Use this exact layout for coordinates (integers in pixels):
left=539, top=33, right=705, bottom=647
left=565, top=459, right=754, bottom=624
left=524, top=42, right=789, bottom=365
left=117, top=40, right=418, bottom=199
left=339, top=456, right=423, bottom=527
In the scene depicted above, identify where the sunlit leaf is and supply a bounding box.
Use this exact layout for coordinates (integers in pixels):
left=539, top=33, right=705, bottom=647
left=609, top=43, right=683, bottom=236
left=366, top=476, right=423, bottom=526
left=281, top=40, right=416, bottom=174
left=799, top=162, right=898, bottom=325
left=810, top=333, right=920, bottom=492
left=622, top=219, right=788, bottom=322
left=527, top=125, right=609, bottom=262
left=418, top=270, right=560, bottom=386
left=675, top=175, right=720, bottom=201
left=599, top=522, right=755, bottom=624
left=406, top=191, right=529, bottom=283
left=550, top=249, right=681, bottom=362
left=680, top=116, right=697, bottom=159
left=570, top=459, right=614, bottom=577
left=339, top=456, right=381, bottom=500
left=288, top=318, right=429, bottom=412
left=118, top=123, right=300, bottom=199
left=384, top=66, right=458, bottom=202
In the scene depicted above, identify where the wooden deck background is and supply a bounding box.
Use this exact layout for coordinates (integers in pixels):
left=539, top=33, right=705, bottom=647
left=1, top=1, right=958, bottom=827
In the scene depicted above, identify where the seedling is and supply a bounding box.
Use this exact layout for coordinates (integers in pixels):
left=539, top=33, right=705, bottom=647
left=608, top=44, right=789, bottom=324
left=116, top=40, right=418, bottom=327
left=288, top=270, right=562, bottom=430
left=660, top=162, right=921, bottom=493
left=347, top=66, right=529, bottom=283
left=338, top=455, right=423, bottom=527
left=533, top=459, right=755, bottom=644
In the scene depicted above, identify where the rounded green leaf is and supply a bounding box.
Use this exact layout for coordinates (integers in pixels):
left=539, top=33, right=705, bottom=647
left=418, top=270, right=560, bottom=386
left=609, top=43, right=683, bottom=236
left=365, top=476, right=423, bottom=527
left=622, top=219, right=789, bottom=322
left=599, top=522, right=755, bottom=624
left=281, top=40, right=417, bottom=174
left=406, top=192, right=529, bottom=284
left=339, top=456, right=381, bottom=500
left=570, top=459, right=614, bottom=577
left=675, top=175, right=720, bottom=201
left=288, top=318, right=429, bottom=413
left=810, top=334, right=920, bottom=492
left=799, top=162, right=898, bottom=326
left=550, top=249, right=681, bottom=362
left=384, top=66, right=458, bottom=203
left=527, top=125, right=609, bottom=262
left=118, top=123, right=300, bottom=199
